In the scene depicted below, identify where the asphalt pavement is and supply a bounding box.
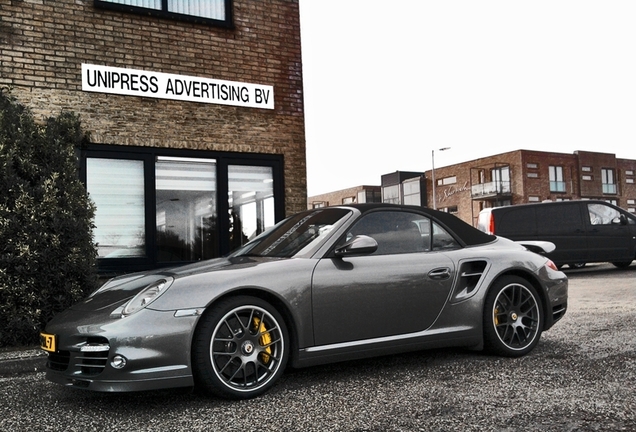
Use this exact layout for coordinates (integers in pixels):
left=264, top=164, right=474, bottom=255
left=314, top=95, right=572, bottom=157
left=0, top=346, right=46, bottom=376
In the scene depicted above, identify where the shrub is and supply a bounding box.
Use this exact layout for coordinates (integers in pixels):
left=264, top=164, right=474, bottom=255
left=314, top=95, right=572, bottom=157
left=0, top=89, right=98, bottom=347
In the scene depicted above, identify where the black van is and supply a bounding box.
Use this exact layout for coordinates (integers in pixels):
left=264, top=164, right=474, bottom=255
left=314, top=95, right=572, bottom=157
left=477, top=200, right=636, bottom=269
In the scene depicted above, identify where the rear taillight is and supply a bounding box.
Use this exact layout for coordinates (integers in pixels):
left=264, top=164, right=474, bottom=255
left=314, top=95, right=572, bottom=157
left=488, top=214, right=495, bottom=235
left=545, top=260, right=559, bottom=271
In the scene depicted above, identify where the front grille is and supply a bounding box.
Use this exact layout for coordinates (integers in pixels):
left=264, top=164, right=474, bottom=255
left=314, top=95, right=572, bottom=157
left=47, top=351, right=70, bottom=371
left=76, top=337, right=110, bottom=376
left=76, top=351, right=109, bottom=376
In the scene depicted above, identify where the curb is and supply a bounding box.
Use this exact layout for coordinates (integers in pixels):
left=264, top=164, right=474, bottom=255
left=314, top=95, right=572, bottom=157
left=0, top=348, right=48, bottom=376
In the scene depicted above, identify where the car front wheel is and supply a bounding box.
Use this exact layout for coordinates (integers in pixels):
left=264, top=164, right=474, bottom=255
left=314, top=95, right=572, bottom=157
left=192, top=296, right=289, bottom=399
left=483, top=276, right=544, bottom=357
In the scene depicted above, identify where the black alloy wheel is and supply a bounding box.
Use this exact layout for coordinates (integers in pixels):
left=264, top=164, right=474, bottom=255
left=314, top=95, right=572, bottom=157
left=192, top=296, right=289, bottom=399
left=483, top=276, right=544, bottom=357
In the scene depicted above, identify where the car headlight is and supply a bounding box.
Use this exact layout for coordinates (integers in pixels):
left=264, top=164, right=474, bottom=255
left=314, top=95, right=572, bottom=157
left=122, top=277, right=174, bottom=316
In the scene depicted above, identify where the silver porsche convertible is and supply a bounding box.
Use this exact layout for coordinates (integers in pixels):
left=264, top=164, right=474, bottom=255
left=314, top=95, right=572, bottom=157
left=41, top=204, right=568, bottom=399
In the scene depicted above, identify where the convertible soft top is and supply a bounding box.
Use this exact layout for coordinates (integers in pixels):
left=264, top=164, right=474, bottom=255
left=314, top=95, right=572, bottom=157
left=341, top=204, right=497, bottom=247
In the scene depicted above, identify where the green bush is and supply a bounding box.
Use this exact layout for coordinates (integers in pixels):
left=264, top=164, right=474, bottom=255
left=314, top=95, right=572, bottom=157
left=0, top=89, right=98, bottom=347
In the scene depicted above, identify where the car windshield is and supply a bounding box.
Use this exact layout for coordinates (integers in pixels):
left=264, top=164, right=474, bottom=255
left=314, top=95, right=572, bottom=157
left=230, top=208, right=352, bottom=258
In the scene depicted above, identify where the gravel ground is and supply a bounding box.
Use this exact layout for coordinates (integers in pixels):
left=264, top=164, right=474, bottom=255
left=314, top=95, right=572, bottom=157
left=1, top=264, right=634, bottom=431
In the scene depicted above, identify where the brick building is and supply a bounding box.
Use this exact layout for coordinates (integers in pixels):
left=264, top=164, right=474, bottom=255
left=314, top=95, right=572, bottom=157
left=308, top=149, right=636, bottom=227
left=429, top=150, right=636, bottom=226
left=308, top=185, right=382, bottom=209
left=1, top=0, right=306, bottom=272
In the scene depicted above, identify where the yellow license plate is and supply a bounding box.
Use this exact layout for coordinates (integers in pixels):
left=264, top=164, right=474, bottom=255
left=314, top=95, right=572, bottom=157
left=40, top=332, right=56, bottom=352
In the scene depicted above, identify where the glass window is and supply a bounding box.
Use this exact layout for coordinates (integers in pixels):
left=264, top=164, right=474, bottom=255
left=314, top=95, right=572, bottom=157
left=155, top=157, right=217, bottom=262
left=438, top=176, right=457, bottom=186
left=228, top=165, right=275, bottom=251
left=233, top=208, right=351, bottom=258
left=168, top=0, right=225, bottom=20
left=357, top=189, right=381, bottom=204
left=403, top=179, right=421, bottom=206
left=382, top=184, right=400, bottom=204
left=431, top=222, right=460, bottom=251
left=588, top=203, right=621, bottom=225
left=549, top=166, right=566, bottom=192
left=85, top=148, right=282, bottom=271
left=602, top=169, right=617, bottom=194
left=87, top=158, right=146, bottom=258
left=95, top=0, right=230, bottom=25
left=347, top=211, right=430, bottom=255
left=491, top=166, right=511, bottom=193
left=105, top=0, right=161, bottom=10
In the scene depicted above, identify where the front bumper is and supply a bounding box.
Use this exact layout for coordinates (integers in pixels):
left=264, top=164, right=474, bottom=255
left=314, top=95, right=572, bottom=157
left=43, top=307, right=199, bottom=392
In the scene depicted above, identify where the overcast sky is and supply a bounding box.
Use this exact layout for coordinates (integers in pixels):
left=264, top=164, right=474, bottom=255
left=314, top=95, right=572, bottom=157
left=299, top=0, right=636, bottom=196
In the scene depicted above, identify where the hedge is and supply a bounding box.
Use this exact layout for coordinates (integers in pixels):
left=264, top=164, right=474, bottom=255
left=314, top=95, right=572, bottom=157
left=0, top=89, right=98, bottom=347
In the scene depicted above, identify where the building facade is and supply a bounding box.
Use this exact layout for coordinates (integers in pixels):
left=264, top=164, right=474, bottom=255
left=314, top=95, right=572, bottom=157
left=308, top=185, right=382, bottom=209
left=307, top=149, right=636, bottom=227
left=428, top=150, right=636, bottom=226
left=1, top=0, right=306, bottom=272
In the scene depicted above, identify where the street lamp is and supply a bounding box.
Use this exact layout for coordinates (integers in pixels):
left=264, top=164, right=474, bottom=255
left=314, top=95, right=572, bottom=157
left=431, top=147, right=450, bottom=210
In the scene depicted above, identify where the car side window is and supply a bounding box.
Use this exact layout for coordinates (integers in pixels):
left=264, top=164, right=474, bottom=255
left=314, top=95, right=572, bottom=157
left=588, top=203, right=621, bottom=225
left=432, top=222, right=460, bottom=251
left=347, top=211, right=429, bottom=255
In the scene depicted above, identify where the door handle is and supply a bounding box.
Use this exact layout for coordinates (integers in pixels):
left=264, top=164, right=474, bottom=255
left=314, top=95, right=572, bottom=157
left=428, top=268, right=451, bottom=280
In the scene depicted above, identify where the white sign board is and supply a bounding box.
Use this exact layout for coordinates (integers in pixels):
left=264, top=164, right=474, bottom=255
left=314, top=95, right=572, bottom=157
left=81, top=64, right=274, bottom=109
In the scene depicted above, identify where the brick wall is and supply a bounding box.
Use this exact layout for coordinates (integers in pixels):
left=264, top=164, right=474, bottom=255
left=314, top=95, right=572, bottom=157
left=0, top=0, right=306, bottom=214
left=427, top=149, right=636, bottom=225
left=308, top=185, right=382, bottom=209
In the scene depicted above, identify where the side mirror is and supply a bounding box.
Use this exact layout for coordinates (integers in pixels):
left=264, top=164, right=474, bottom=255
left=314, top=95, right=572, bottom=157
left=334, top=235, right=378, bottom=257
left=613, top=214, right=628, bottom=226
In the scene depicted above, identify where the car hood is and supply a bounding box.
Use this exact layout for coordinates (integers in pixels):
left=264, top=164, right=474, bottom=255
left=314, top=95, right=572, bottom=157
left=70, top=256, right=283, bottom=313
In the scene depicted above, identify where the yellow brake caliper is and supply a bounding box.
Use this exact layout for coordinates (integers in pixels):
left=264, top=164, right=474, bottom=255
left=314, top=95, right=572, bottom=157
left=253, top=317, right=272, bottom=364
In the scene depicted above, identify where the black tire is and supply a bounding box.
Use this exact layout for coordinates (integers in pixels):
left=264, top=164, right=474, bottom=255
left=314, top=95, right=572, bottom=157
left=192, top=296, right=289, bottom=399
left=612, top=261, right=632, bottom=269
left=483, top=276, right=544, bottom=357
left=568, top=263, right=586, bottom=269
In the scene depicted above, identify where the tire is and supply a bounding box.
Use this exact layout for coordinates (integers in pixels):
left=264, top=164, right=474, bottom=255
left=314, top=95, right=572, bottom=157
left=483, top=276, right=544, bottom=357
left=568, top=263, right=586, bottom=269
left=612, top=261, right=632, bottom=269
left=192, top=296, right=289, bottom=399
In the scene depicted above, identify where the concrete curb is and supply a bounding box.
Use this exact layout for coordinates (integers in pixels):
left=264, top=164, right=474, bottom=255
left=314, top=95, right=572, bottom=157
left=0, top=347, right=47, bottom=376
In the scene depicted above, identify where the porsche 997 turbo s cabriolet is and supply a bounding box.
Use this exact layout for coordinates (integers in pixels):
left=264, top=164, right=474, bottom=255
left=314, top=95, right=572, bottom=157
left=41, top=204, right=568, bottom=399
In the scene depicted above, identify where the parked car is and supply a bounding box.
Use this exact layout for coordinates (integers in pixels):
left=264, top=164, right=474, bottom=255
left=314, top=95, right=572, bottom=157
left=477, top=200, right=636, bottom=269
left=41, top=204, right=568, bottom=399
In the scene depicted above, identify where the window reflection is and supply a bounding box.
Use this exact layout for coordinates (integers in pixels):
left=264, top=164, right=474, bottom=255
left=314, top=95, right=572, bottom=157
left=156, top=157, right=217, bottom=261
left=87, top=158, right=146, bottom=258
left=228, top=165, right=275, bottom=250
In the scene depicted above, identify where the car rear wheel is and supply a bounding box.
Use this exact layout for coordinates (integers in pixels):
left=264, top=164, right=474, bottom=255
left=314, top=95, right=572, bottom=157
left=192, top=296, right=289, bottom=399
left=483, top=276, right=543, bottom=357
left=612, top=260, right=632, bottom=269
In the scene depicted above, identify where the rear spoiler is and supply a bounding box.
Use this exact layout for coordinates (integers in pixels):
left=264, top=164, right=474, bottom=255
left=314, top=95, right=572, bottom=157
left=515, top=240, right=556, bottom=255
